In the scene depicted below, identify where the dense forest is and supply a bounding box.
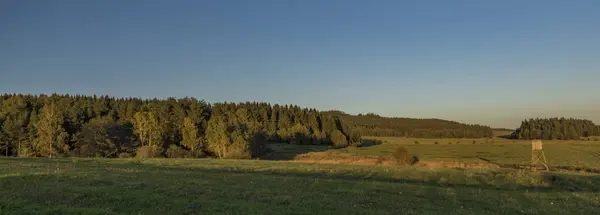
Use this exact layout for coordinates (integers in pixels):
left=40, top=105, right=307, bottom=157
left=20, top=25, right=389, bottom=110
left=0, top=94, right=358, bottom=158
left=324, top=111, right=494, bottom=138
left=514, top=118, right=600, bottom=140
left=9, top=94, right=594, bottom=159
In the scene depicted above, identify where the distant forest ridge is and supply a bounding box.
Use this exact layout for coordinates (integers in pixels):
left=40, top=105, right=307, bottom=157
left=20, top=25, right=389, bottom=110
left=514, top=117, right=600, bottom=140
left=323, top=111, right=495, bottom=138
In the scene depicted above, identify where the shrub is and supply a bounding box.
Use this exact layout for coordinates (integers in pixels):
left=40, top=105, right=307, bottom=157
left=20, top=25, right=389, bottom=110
left=434, top=141, right=439, bottom=145
left=70, top=144, right=102, bottom=158
left=414, top=141, right=420, bottom=144
left=472, top=140, right=477, bottom=144
left=118, top=152, right=133, bottom=158
left=191, top=149, right=206, bottom=158
left=136, top=146, right=162, bottom=158
left=448, top=142, right=453, bottom=145
left=166, top=145, right=193, bottom=158
left=393, top=146, right=419, bottom=165
left=330, top=129, right=349, bottom=148
left=594, top=138, right=599, bottom=142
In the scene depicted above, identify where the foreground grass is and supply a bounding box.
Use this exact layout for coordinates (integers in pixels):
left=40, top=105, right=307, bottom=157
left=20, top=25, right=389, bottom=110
left=1, top=158, right=599, bottom=214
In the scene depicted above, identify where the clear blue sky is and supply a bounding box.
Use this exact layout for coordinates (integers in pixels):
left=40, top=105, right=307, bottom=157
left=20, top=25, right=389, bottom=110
left=1, top=0, right=599, bottom=128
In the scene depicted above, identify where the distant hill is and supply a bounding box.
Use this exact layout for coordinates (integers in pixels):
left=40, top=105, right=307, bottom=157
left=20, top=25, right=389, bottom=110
left=323, top=111, right=494, bottom=138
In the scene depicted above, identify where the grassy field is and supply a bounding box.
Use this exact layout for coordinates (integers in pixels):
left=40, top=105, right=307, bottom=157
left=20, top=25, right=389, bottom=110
left=1, top=157, right=600, bottom=215
left=331, top=137, right=600, bottom=169
left=265, top=137, right=600, bottom=170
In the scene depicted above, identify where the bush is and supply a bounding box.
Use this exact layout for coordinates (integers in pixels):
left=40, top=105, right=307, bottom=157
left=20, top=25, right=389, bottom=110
left=434, top=141, right=439, bottom=145
left=414, top=141, right=420, bottom=144
left=135, top=146, right=162, bottom=158
left=448, top=142, right=453, bottom=145
left=330, top=129, right=349, bottom=148
left=191, top=149, right=206, bottom=158
left=393, top=146, right=419, bottom=165
left=472, top=140, right=477, bottom=144
left=594, top=138, right=599, bottom=142
left=70, top=144, right=102, bottom=158
left=118, top=152, right=133, bottom=158
left=166, top=145, right=193, bottom=158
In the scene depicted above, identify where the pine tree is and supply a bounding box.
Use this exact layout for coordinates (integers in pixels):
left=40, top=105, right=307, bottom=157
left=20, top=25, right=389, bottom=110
left=289, top=123, right=310, bottom=145
left=568, top=125, right=579, bottom=139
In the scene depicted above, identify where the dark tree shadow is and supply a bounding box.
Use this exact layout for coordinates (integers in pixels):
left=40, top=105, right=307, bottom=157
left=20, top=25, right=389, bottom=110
left=88, top=161, right=600, bottom=192
left=497, top=134, right=514, bottom=139
left=359, top=139, right=384, bottom=147
left=258, top=143, right=331, bottom=160
left=257, top=132, right=331, bottom=160
left=3, top=158, right=600, bottom=194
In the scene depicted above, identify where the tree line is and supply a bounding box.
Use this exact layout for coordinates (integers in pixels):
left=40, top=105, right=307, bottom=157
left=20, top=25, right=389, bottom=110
left=0, top=94, right=358, bottom=158
left=324, top=111, right=494, bottom=138
left=514, top=118, right=600, bottom=140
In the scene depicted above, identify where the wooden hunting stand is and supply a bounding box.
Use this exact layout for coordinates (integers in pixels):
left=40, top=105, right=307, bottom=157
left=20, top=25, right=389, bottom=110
left=531, top=140, right=549, bottom=171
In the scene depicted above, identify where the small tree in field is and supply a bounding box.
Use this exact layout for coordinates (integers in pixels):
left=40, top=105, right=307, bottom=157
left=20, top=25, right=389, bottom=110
left=330, top=129, right=348, bottom=147
left=393, top=146, right=418, bottom=165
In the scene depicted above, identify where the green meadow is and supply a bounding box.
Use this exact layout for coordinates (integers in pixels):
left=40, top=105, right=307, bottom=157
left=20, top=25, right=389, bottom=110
left=1, top=157, right=599, bottom=215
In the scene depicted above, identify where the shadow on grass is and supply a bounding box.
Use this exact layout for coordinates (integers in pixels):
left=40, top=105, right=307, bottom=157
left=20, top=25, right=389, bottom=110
left=259, top=143, right=331, bottom=160
left=3, top=157, right=600, bottom=194
left=360, top=139, right=384, bottom=147
left=8, top=159, right=590, bottom=214
left=143, top=161, right=600, bottom=193
left=259, top=139, right=383, bottom=161
left=15, top=158, right=599, bottom=193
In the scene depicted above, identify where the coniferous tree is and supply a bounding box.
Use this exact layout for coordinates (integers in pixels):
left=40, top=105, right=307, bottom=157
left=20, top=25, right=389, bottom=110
left=514, top=118, right=599, bottom=140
